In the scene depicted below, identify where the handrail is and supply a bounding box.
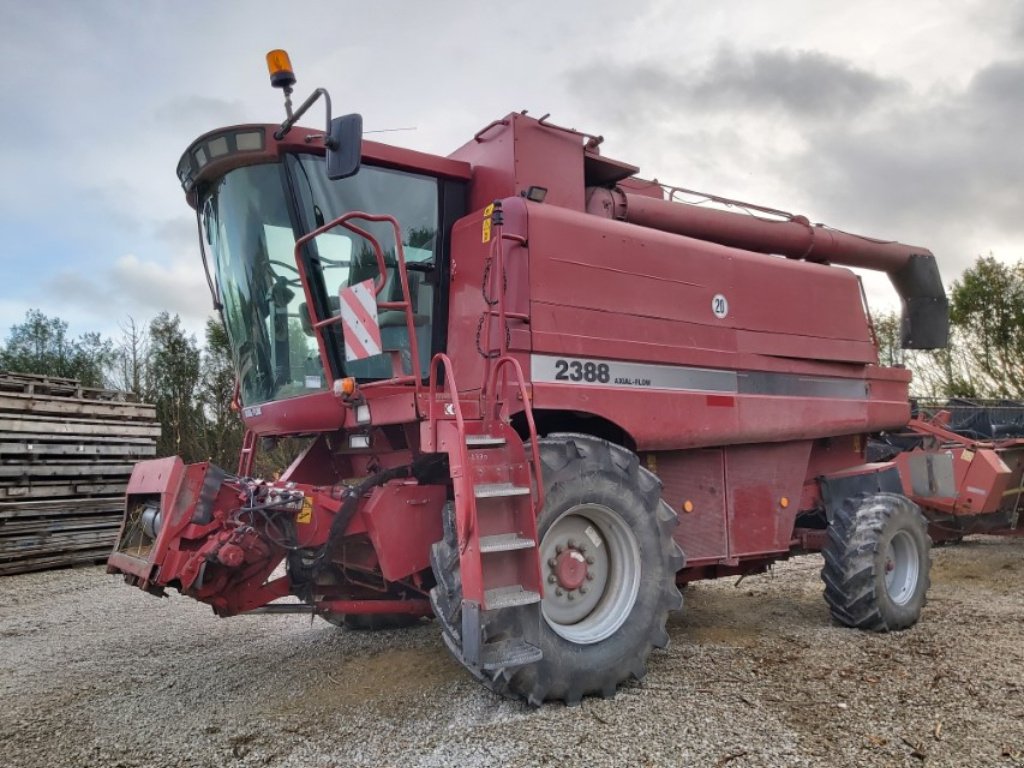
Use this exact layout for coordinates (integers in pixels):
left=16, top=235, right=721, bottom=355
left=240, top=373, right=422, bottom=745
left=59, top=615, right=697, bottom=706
left=292, top=210, right=422, bottom=398
left=428, top=353, right=476, bottom=551
left=427, top=353, right=468, bottom=450
left=475, top=205, right=543, bottom=510
left=479, top=204, right=509, bottom=399
left=237, top=429, right=258, bottom=477
left=486, top=355, right=545, bottom=516
left=473, top=118, right=509, bottom=143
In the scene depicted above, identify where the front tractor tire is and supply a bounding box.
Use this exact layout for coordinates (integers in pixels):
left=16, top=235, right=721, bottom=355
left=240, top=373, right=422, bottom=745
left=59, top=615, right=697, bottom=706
left=431, top=434, right=685, bottom=705
left=821, top=492, right=931, bottom=631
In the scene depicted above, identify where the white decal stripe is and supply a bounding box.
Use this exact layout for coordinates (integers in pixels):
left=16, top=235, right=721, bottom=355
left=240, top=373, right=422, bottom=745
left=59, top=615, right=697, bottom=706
left=530, top=354, right=868, bottom=400
left=340, top=280, right=382, bottom=361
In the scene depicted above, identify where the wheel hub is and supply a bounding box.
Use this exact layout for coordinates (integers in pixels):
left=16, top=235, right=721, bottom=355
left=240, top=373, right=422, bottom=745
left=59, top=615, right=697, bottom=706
left=539, top=504, right=641, bottom=645
left=883, top=529, right=921, bottom=606
left=554, top=548, right=588, bottom=590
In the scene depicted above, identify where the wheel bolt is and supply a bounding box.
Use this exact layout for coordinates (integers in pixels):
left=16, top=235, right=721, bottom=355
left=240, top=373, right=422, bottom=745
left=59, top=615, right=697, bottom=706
left=567, top=592, right=575, bottom=601
left=556, top=545, right=564, bottom=554
left=577, top=544, right=586, bottom=554
left=586, top=556, right=595, bottom=565
left=555, top=588, right=564, bottom=597
left=548, top=575, right=557, bottom=584
left=579, top=585, right=588, bottom=595
left=548, top=558, right=557, bottom=568
left=567, top=539, right=577, bottom=549
left=586, top=573, right=594, bottom=581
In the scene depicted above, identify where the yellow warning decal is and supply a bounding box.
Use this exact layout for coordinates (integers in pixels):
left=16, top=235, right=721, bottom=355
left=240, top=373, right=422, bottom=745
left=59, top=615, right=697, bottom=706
left=297, top=496, right=313, bottom=524
left=961, top=449, right=974, bottom=462
left=482, top=203, right=494, bottom=243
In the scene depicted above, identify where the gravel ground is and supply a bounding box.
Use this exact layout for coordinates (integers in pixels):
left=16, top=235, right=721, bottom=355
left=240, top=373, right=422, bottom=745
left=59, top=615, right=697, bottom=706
left=2, top=537, right=1023, bottom=768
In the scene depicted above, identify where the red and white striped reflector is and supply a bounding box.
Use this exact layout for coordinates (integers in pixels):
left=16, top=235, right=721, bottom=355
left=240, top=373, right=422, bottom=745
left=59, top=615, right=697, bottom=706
left=339, top=279, right=382, bottom=361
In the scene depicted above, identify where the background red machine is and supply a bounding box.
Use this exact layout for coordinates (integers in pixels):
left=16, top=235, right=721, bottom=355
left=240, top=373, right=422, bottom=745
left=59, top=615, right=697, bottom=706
left=107, top=52, right=1021, bottom=705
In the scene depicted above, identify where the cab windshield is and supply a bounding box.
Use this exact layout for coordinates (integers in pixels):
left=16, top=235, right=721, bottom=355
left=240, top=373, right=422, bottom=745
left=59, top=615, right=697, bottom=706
left=200, top=157, right=439, bottom=406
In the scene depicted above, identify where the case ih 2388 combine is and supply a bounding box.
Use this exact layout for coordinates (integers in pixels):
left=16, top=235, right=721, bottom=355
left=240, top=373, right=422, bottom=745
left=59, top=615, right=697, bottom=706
left=108, top=52, right=1024, bottom=705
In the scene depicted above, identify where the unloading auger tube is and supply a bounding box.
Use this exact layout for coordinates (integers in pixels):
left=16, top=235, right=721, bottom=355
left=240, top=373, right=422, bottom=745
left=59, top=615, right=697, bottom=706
left=585, top=185, right=949, bottom=350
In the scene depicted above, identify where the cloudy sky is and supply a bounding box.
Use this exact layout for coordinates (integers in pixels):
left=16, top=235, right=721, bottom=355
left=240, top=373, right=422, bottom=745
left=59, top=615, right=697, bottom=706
left=1, top=0, right=1021, bottom=342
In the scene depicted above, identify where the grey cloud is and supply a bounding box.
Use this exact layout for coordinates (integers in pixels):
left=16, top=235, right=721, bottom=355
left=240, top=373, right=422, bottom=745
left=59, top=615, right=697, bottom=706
left=1014, top=2, right=1024, bottom=40
left=567, top=43, right=1022, bottom=280
left=47, top=253, right=212, bottom=336
left=692, top=49, right=905, bottom=118
left=153, top=217, right=197, bottom=254
left=968, top=59, right=1024, bottom=122
left=153, top=96, right=248, bottom=129
left=787, top=56, right=1024, bottom=272
left=567, top=47, right=905, bottom=122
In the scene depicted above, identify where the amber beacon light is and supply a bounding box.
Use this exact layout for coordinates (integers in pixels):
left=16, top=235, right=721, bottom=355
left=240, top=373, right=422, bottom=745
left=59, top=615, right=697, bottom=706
left=266, top=49, right=296, bottom=89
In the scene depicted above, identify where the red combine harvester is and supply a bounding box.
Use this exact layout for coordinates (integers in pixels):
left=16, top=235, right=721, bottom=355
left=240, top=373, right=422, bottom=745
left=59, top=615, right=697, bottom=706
left=107, top=52, right=1023, bottom=705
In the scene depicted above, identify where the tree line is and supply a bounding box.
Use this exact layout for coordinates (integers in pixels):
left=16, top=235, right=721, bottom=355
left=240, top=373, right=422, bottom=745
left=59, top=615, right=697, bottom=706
left=876, top=255, right=1024, bottom=400
left=0, top=310, right=242, bottom=469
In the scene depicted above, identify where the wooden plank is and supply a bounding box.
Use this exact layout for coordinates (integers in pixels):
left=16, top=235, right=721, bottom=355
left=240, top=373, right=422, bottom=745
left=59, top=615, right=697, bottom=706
left=0, top=441, right=156, bottom=458
left=0, top=544, right=116, bottom=564
left=0, top=370, right=82, bottom=386
left=0, top=458, right=141, bottom=466
left=0, top=505, right=123, bottom=521
left=0, top=371, right=141, bottom=402
left=0, top=411, right=156, bottom=427
left=0, top=548, right=112, bottom=576
left=0, top=432, right=156, bottom=446
left=0, top=504, right=123, bottom=521
left=0, top=513, right=123, bottom=536
left=0, top=529, right=119, bottom=555
left=0, top=392, right=156, bottom=420
left=0, top=463, right=134, bottom=479
left=0, top=499, right=123, bottom=518
left=0, top=417, right=161, bottom=438
left=0, top=482, right=127, bottom=499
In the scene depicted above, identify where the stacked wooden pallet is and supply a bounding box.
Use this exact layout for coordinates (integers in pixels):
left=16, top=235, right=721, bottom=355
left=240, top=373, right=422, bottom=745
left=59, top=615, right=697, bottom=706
left=0, top=371, right=160, bottom=575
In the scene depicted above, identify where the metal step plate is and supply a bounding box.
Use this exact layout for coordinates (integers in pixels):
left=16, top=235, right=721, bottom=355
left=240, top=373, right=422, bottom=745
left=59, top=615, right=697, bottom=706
left=484, top=585, right=541, bottom=610
left=480, top=638, right=543, bottom=671
left=478, top=533, right=536, bottom=553
left=474, top=482, right=531, bottom=499
left=466, top=435, right=507, bottom=447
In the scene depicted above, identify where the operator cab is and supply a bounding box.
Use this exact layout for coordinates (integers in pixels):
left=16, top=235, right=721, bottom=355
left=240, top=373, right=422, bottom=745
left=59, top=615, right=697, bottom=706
left=177, top=124, right=468, bottom=410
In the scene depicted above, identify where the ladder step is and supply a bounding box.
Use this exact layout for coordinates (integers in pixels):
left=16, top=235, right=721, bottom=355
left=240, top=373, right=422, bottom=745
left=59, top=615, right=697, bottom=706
left=466, top=434, right=506, bottom=447
left=484, top=585, right=541, bottom=610
left=474, top=482, right=531, bottom=499
left=479, top=533, right=536, bottom=553
left=480, top=638, right=543, bottom=671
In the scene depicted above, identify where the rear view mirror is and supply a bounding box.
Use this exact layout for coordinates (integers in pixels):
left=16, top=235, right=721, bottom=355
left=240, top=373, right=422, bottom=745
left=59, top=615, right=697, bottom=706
left=326, top=113, right=363, bottom=180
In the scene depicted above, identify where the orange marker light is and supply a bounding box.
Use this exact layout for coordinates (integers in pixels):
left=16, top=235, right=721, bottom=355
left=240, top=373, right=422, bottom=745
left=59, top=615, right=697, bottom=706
left=682, top=500, right=694, bottom=514
left=266, top=49, right=296, bottom=89
left=780, top=497, right=790, bottom=509
left=339, top=377, right=357, bottom=396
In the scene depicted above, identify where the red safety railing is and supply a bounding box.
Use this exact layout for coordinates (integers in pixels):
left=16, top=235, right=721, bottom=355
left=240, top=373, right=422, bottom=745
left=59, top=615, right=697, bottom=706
left=292, top=211, right=422, bottom=398
left=428, top=352, right=477, bottom=551
left=485, top=354, right=545, bottom=516
left=237, top=428, right=258, bottom=477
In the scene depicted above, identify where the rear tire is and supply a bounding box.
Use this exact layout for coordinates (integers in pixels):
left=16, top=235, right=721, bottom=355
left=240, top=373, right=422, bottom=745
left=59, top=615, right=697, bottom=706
left=431, top=434, right=685, bottom=705
left=821, top=492, right=931, bottom=631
